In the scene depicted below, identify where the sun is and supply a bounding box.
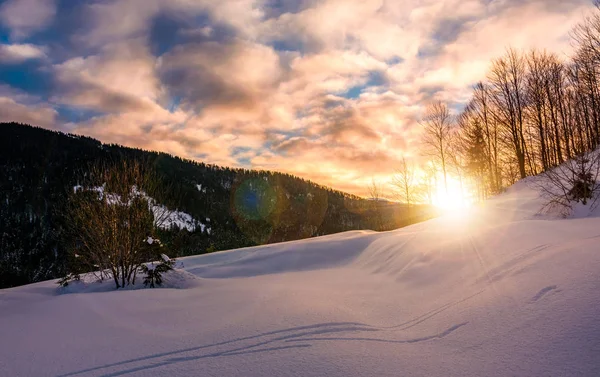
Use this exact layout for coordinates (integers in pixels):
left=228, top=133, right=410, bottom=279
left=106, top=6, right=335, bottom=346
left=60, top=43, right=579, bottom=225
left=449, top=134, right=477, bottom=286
left=432, top=175, right=472, bottom=212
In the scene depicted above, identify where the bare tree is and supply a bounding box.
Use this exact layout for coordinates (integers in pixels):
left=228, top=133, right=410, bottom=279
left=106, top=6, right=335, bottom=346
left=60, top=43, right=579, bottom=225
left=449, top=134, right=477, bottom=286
left=571, top=1, right=600, bottom=64
left=367, top=178, right=385, bottom=230
left=488, top=48, right=529, bottom=179
left=419, top=162, right=437, bottom=206
left=471, top=81, right=501, bottom=193
left=525, top=49, right=552, bottom=171
left=420, top=101, right=453, bottom=193
left=570, top=3, right=600, bottom=152
left=66, top=160, right=170, bottom=289
left=391, top=157, right=418, bottom=207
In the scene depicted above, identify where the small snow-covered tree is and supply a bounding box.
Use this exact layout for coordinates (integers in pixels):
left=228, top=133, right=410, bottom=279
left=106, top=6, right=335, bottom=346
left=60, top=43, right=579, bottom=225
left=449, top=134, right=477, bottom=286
left=140, top=253, right=175, bottom=288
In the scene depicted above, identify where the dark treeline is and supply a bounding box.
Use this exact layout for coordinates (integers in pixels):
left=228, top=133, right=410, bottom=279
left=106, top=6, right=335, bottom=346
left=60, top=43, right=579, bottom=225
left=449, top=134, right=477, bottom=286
left=416, top=4, right=600, bottom=202
left=0, top=122, right=435, bottom=288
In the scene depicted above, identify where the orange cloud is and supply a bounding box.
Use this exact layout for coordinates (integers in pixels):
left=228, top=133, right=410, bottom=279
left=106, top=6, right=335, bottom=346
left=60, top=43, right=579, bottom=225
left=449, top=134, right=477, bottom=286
left=0, top=0, right=593, bottom=197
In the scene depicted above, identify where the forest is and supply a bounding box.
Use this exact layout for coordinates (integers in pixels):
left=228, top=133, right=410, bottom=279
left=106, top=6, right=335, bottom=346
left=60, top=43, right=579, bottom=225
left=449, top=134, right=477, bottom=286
left=0, top=122, right=434, bottom=289
left=400, top=4, right=600, bottom=208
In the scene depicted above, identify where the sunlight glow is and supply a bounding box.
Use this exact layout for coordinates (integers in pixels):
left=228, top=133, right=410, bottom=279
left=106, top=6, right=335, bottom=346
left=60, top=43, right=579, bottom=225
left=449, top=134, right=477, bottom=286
left=432, top=175, right=472, bottom=213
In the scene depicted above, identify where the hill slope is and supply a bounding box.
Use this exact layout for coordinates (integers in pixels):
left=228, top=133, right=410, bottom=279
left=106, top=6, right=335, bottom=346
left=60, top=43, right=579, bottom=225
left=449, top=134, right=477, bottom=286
left=0, top=122, right=433, bottom=288
left=1, top=177, right=599, bottom=376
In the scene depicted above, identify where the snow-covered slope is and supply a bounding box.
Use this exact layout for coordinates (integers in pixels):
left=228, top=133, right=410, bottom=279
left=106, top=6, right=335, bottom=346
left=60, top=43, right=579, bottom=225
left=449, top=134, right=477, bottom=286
left=2, top=182, right=600, bottom=376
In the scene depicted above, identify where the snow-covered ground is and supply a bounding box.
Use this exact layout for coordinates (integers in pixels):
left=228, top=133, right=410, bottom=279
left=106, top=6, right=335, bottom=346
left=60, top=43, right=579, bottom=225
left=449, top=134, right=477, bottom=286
left=2, top=180, right=600, bottom=376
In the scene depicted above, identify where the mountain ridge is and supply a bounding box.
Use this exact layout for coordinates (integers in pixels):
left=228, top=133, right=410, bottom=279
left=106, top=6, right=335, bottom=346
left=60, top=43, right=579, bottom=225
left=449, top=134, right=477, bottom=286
left=0, top=122, right=435, bottom=288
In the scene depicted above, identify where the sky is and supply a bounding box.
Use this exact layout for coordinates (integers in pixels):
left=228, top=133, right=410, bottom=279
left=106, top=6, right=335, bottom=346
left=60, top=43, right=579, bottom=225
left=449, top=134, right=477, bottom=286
left=0, top=0, right=594, bottom=196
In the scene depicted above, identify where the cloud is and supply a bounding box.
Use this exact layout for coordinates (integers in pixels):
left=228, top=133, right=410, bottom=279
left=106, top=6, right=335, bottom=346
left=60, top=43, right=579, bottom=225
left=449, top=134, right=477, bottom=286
left=0, top=44, right=47, bottom=63
left=0, top=96, right=57, bottom=128
left=157, top=39, right=283, bottom=111
left=0, top=0, right=57, bottom=40
left=51, top=38, right=161, bottom=113
left=0, top=0, right=595, bottom=197
left=75, top=0, right=160, bottom=48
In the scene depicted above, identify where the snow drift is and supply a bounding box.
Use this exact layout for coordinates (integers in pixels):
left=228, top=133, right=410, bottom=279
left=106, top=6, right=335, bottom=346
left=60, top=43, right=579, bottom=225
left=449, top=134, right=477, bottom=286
left=1, top=180, right=600, bottom=376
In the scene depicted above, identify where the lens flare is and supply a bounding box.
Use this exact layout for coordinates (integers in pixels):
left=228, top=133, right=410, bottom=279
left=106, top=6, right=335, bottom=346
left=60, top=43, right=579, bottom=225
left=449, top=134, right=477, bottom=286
left=232, top=178, right=277, bottom=221
left=230, top=176, right=329, bottom=244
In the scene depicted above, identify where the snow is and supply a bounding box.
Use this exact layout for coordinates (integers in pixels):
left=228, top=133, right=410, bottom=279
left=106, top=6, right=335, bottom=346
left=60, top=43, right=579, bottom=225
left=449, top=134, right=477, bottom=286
left=154, top=207, right=209, bottom=233
left=56, top=269, right=202, bottom=295
left=153, top=205, right=198, bottom=232
left=2, top=181, right=600, bottom=376
left=73, top=185, right=204, bottom=232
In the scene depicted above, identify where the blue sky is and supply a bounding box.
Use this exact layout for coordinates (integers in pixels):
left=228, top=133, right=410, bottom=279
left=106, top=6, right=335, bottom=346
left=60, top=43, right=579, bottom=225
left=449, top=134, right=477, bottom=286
left=0, top=0, right=592, bottom=195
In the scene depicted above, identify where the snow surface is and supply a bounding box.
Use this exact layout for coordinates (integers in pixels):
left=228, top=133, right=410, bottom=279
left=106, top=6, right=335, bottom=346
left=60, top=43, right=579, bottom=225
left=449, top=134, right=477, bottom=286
left=56, top=269, right=202, bottom=294
left=72, top=184, right=209, bottom=233
left=153, top=204, right=199, bottom=232
left=2, top=181, right=600, bottom=376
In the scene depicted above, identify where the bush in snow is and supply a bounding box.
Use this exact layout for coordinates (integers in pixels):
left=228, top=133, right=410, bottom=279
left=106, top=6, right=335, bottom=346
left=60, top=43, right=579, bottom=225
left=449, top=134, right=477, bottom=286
left=57, top=273, right=80, bottom=287
left=63, top=160, right=175, bottom=289
left=535, top=151, right=600, bottom=216
left=568, top=171, right=594, bottom=204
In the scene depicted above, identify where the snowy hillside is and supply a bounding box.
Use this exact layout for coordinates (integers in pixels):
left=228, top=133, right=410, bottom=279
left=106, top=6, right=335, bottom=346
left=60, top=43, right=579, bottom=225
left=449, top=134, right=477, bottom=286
left=1, top=180, right=600, bottom=376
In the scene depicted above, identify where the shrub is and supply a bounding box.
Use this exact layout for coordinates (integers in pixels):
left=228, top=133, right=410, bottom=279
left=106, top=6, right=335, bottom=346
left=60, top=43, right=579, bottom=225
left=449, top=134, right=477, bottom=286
left=65, top=160, right=173, bottom=289
left=140, top=254, right=175, bottom=288
left=568, top=172, right=594, bottom=204
left=536, top=152, right=600, bottom=216
left=57, top=273, right=80, bottom=287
